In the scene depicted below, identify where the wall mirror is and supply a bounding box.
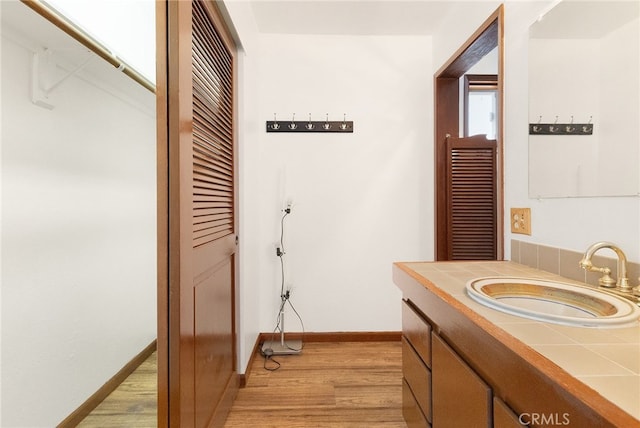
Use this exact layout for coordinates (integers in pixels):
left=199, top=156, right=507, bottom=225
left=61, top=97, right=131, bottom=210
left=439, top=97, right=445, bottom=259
left=528, top=0, right=639, bottom=198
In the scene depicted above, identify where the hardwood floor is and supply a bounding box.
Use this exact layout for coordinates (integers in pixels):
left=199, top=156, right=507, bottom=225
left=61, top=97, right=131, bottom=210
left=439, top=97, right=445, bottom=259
left=77, top=341, right=405, bottom=427
left=225, top=341, right=406, bottom=427
left=77, top=352, right=157, bottom=427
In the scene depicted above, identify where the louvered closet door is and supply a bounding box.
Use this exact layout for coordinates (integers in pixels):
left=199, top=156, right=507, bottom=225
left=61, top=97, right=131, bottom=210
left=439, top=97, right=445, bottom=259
left=157, top=0, right=238, bottom=427
left=445, top=135, right=497, bottom=260
left=191, top=1, right=237, bottom=427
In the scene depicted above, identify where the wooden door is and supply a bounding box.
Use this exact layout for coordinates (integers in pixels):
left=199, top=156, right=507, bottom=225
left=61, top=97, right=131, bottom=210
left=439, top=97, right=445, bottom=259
left=156, top=1, right=238, bottom=427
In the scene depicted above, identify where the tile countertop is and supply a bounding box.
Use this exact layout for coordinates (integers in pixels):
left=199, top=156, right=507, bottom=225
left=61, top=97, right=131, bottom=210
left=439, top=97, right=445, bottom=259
left=396, top=260, right=640, bottom=422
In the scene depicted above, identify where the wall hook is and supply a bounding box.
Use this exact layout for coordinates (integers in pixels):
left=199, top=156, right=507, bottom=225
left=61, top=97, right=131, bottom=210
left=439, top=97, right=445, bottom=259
left=271, top=113, right=280, bottom=130
left=323, top=113, right=331, bottom=130
left=340, top=113, right=348, bottom=130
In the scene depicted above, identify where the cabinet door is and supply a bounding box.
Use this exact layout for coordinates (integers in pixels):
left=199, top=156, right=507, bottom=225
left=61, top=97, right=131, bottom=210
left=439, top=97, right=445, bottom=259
left=494, top=397, right=528, bottom=427
left=432, top=333, right=492, bottom=428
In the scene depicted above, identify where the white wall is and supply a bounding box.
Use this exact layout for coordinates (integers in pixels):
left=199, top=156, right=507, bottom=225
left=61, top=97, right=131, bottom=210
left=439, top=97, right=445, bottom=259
left=221, top=0, right=264, bottom=378
left=1, top=25, right=156, bottom=427
left=432, top=2, right=502, bottom=71
left=253, top=34, right=433, bottom=343
left=257, top=34, right=434, bottom=331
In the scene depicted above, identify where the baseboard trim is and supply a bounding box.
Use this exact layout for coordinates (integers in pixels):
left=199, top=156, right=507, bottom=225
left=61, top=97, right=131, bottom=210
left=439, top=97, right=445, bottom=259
left=260, top=331, right=402, bottom=342
left=240, top=331, right=401, bottom=387
left=239, top=332, right=265, bottom=388
left=57, top=339, right=157, bottom=427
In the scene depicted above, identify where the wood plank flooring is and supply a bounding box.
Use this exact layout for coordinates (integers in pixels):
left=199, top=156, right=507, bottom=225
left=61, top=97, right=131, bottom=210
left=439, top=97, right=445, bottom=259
left=77, top=352, right=157, bottom=427
left=225, top=341, right=406, bottom=427
left=77, top=341, right=405, bottom=427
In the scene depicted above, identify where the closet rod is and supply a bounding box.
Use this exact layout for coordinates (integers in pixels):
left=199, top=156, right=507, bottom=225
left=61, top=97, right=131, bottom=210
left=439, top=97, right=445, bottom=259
left=21, top=0, right=156, bottom=94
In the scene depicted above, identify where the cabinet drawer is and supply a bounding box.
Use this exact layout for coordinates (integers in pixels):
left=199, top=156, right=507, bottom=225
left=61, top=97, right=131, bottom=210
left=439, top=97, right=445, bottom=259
left=402, top=300, right=432, bottom=368
left=403, top=379, right=431, bottom=428
left=494, top=397, right=528, bottom=427
left=432, top=333, right=492, bottom=428
left=402, top=336, right=432, bottom=422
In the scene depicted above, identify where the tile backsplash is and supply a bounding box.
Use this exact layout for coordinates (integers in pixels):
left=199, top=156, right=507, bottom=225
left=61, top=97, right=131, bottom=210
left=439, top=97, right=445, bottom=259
left=511, top=240, right=640, bottom=288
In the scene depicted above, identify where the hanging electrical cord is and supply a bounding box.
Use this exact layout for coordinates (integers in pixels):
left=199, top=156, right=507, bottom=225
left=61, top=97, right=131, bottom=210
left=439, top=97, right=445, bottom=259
left=262, top=348, right=280, bottom=371
left=262, top=203, right=306, bottom=370
left=285, top=299, right=305, bottom=349
left=277, top=207, right=289, bottom=300
left=268, top=204, right=305, bottom=350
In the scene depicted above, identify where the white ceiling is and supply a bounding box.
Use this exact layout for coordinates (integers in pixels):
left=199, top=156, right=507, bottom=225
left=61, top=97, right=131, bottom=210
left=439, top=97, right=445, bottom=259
left=247, top=0, right=489, bottom=35
left=530, top=0, right=640, bottom=39
left=247, top=0, right=640, bottom=37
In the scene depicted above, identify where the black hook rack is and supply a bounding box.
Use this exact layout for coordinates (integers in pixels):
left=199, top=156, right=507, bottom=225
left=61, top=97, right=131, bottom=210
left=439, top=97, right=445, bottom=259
left=529, top=116, right=593, bottom=135
left=266, top=114, right=353, bottom=133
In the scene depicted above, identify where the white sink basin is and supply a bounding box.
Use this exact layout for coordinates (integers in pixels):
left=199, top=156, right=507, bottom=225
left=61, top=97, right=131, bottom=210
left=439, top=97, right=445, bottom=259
left=466, top=277, right=640, bottom=328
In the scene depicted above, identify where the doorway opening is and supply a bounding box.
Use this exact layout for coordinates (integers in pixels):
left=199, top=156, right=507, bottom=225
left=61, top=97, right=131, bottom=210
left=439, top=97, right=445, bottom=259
left=464, top=74, right=498, bottom=139
left=434, top=6, right=504, bottom=261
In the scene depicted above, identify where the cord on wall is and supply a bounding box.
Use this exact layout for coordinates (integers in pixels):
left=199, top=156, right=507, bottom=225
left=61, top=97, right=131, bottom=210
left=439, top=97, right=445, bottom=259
left=261, top=200, right=305, bottom=367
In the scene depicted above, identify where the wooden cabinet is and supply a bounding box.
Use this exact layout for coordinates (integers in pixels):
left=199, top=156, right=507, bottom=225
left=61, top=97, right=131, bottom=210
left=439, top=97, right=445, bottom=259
left=403, top=379, right=430, bottom=428
left=401, top=302, right=432, bottom=425
left=402, top=337, right=431, bottom=423
left=401, top=300, right=512, bottom=428
left=432, top=333, right=492, bottom=427
left=402, top=300, right=431, bottom=366
left=494, top=397, right=528, bottom=428
left=395, top=262, right=638, bottom=428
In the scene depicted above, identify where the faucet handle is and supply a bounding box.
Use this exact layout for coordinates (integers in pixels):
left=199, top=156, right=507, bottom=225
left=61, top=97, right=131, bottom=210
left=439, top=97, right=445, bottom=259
left=597, top=268, right=617, bottom=288
left=580, top=262, right=617, bottom=288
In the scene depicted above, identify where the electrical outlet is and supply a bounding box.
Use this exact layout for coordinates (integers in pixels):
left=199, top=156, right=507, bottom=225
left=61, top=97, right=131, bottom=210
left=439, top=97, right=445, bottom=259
left=510, top=208, right=531, bottom=235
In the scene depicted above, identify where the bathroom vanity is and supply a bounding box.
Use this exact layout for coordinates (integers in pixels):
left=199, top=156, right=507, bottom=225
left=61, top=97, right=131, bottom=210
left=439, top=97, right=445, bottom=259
left=394, top=261, right=640, bottom=428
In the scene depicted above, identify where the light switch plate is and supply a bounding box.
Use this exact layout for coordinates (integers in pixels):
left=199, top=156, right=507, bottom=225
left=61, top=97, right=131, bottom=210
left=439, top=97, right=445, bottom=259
left=511, top=208, right=531, bottom=235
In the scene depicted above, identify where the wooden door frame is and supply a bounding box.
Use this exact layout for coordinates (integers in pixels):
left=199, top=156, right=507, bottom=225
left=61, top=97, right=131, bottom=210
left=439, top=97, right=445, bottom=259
left=156, top=1, right=240, bottom=426
left=434, top=6, right=504, bottom=261
left=156, top=0, right=169, bottom=423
